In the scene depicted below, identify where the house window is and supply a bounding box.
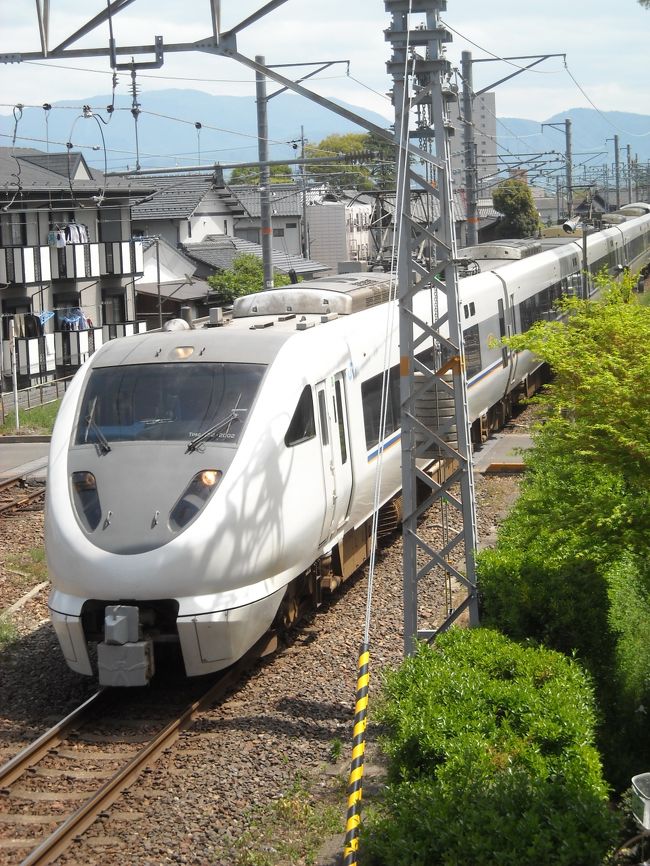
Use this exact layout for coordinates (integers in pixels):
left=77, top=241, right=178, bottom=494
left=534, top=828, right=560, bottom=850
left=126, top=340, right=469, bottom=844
left=286, top=222, right=297, bottom=228
left=98, top=208, right=121, bottom=242
left=275, top=229, right=285, bottom=238
left=0, top=212, right=27, bottom=247
left=104, top=294, right=126, bottom=325
left=235, top=228, right=260, bottom=244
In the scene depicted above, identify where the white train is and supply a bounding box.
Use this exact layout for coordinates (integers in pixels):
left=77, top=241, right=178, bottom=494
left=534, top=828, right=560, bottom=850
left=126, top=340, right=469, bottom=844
left=45, top=204, right=650, bottom=686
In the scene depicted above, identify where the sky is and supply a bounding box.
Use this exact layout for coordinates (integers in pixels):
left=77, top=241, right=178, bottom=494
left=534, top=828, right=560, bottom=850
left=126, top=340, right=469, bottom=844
left=0, top=1, right=649, bottom=129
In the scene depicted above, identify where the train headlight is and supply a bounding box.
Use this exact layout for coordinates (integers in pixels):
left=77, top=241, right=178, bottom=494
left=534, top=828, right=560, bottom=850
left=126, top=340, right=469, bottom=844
left=169, top=469, right=222, bottom=531
left=71, top=471, right=102, bottom=532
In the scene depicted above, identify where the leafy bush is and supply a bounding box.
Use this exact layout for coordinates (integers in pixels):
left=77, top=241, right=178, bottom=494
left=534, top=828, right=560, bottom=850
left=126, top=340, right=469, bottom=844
left=606, top=552, right=650, bottom=702
left=207, top=253, right=293, bottom=302
left=363, top=629, right=617, bottom=866
left=477, top=283, right=650, bottom=789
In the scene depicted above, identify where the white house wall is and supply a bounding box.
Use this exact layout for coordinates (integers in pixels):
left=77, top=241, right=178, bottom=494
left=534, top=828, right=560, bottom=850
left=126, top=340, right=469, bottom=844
left=189, top=190, right=234, bottom=241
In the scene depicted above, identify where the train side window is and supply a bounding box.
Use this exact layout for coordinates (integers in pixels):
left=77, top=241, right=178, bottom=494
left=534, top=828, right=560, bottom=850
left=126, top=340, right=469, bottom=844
left=317, top=390, right=329, bottom=446
left=334, top=379, right=348, bottom=464
left=284, top=385, right=316, bottom=447
left=463, top=324, right=482, bottom=378
left=361, top=368, right=398, bottom=450
left=497, top=298, right=506, bottom=339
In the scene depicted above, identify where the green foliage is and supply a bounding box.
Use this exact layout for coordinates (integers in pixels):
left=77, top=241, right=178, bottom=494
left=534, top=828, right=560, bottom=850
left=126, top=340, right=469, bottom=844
left=229, top=163, right=294, bottom=185
left=230, top=777, right=343, bottom=866
left=492, top=178, right=540, bottom=238
left=0, top=399, right=60, bottom=435
left=505, top=276, right=650, bottom=544
left=606, top=553, right=650, bottom=702
left=477, top=277, right=650, bottom=789
left=305, top=132, right=378, bottom=191
left=329, top=737, right=343, bottom=763
left=207, top=253, right=292, bottom=302
left=364, top=130, right=396, bottom=187
left=0, top=617, right=18, bottom=649
left=363, top=630, right=616, bottom=866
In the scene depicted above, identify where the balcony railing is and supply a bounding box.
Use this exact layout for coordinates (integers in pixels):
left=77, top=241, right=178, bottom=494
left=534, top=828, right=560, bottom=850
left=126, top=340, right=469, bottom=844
left=0, top=240, right=144, bottom=285
left=1, top=321, right=147, bottom=381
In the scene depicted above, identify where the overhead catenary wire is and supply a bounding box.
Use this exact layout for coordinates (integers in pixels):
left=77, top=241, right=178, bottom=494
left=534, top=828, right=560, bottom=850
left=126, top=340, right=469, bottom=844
left=442, top=19, right=650, bottom=140
left=343, top=11, right=416, bottom=866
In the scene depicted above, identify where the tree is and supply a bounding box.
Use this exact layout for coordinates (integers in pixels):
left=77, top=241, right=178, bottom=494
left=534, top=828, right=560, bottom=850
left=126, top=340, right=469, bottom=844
left=305, top=132, right=376, bottom=191
left=364, top=129, right=397, bottom=187
left=207, top=253, right=292, bottom=302
left=477, top=274, right=650, bottom=788
left=492, top=178, right=540, bottom=238
left=639, top=0, right=650, bottom=7
left=229, top=163, right=293, bottom=185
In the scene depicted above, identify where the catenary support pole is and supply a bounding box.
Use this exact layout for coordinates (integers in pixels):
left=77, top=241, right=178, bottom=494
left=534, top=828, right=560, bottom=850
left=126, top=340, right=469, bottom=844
left=461, top=51, right=479, bottom=246
left=565, top=119, right=573, bottom=218
left=615, top=134, right=621, bottom=209
left=256, top=54, right=274, bottom=290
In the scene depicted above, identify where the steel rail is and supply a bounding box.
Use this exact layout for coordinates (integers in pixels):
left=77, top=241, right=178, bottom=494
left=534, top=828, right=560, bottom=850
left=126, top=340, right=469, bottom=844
left=18, top=634, right=275, bottom=866
left=0, top=486, right=45, bottom=516
left=0, top=690, right=105, bottom=788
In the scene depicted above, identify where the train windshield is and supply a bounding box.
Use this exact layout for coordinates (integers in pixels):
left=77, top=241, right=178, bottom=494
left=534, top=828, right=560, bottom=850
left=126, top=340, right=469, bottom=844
left=74, top=362, right=266, bottom=447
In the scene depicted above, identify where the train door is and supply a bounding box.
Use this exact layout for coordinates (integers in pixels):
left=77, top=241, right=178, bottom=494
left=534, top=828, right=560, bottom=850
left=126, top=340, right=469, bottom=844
left=316, top=371, right=353, bottom=545
left=495, top=280, right=517, bottom=393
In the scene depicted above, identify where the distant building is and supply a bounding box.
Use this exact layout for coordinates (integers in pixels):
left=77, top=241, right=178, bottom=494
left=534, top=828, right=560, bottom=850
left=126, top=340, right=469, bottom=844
left=450, top=92, right=498, bottom=197
left=0, top=147, right=147, bottom=388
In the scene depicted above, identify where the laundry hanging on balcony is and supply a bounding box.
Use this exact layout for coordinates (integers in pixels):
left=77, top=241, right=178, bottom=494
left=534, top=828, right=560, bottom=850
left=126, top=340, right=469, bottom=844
left=12, top=313, right=44, bottom=338
left=47, top=223, right=90, bottom=246
left=60, top=307, right=92, bottom=331
left=38, top=310, right=55, bottom=326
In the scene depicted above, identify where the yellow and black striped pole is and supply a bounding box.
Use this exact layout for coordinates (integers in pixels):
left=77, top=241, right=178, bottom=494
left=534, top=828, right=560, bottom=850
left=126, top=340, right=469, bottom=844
left=343, top=641, right=370, bottom=866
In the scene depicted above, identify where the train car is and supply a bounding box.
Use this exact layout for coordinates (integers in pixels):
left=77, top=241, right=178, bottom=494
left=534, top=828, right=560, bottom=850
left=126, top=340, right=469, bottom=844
left=45, top=206, right=650, bottom=686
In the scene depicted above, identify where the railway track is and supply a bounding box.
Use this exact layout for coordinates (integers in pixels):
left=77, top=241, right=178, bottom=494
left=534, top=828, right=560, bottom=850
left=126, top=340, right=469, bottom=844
left=0, top=635, right=275, bottom=865
left=0, top=476, right=45, bottom=518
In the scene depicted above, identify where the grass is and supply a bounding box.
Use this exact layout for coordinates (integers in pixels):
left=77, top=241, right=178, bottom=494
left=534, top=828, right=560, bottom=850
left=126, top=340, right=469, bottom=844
left=329, top=738, right=343, bottom=763
left=5, top=546, right=48, bottom=593
left=227, top=777, right=344, bottom=866
left=0, top=617, right=18, bottom=649
left=0, top=399, right=60, bottom=435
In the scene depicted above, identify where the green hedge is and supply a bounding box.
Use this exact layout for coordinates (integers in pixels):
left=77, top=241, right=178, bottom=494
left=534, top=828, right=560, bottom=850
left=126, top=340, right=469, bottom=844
left=363, top=628, right=617, bottom=866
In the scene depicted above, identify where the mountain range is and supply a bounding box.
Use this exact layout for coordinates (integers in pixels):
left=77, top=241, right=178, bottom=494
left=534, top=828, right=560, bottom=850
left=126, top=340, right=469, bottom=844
left=1, top=90, right=649, bottom=180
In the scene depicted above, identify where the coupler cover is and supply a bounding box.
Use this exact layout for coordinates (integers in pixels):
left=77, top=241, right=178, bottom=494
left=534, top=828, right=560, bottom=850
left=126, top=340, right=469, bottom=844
left=98, top=605, right=154, bottom=687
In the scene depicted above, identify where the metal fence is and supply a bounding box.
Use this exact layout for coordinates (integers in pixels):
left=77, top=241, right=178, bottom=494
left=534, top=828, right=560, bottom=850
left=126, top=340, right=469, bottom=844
left=0, top=376, right=73, bottom=426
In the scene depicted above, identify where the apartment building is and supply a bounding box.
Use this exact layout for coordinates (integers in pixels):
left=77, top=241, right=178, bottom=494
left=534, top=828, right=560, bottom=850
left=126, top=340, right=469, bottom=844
left=0, top=147, right=147, bottom=387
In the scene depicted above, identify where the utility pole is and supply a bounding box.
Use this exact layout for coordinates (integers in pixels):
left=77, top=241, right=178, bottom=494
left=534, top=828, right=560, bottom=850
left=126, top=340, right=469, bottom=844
left=255, top=54, right=274, bottom=291
left=542, top=119, right=572, bottom=217
left=300, top=126, right=309, bottom=258
left=155, top=237, right=162, bottom=328
left=10, top=319, right=19, bottom=431
left=627, top=144, right=633, bottom=205
left=461, top=51, right=479, bottom=245
left=607, top=135, right=621, bottom=209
